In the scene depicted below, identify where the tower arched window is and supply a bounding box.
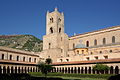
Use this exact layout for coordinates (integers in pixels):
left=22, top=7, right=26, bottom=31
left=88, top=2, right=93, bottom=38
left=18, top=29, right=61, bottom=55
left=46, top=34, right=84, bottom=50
left=49, top=43, right=51, bottom=49
left=86, top=41, right=89, bottom=47
left=94, top=39, right=97, bottom=46
left=58, top=18, right=61, bottom=22
left=59, top=28, right=61, bottom=33
left=50, top=17, right=53, bottom=23
left=112, top=36, right=115, bottom=43
left=50, top=27, right=53, bottom=33
left=103, top=38, right=106, bottom=45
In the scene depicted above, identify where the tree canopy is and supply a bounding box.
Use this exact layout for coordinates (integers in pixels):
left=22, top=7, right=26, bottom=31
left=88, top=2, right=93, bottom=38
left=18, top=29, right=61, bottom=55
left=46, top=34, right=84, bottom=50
left=93, top=64, right=110, bottom=74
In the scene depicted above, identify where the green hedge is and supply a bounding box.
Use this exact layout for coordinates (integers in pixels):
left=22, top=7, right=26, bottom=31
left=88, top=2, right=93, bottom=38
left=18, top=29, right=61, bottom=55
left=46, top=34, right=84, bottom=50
left=29, top=72, right=114, bottom=79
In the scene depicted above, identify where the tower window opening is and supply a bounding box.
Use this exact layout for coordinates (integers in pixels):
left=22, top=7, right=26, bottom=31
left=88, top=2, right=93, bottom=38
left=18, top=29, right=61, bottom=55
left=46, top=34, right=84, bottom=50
left=58, top=18, right=61, bottom=22
left=49, top=43, right=51, bottom=49
left=50, top=17, right=53, bottom=23
left=59, top=28, right=61, bottom=33
left=50, top=27, right=53, bottom=33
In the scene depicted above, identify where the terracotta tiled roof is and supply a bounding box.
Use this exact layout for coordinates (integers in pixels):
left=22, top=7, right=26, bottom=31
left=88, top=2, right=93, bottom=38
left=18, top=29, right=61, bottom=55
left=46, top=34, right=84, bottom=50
left=52, top=58, right=120, bottom=65
left=0, top=59, right=37, bottom=65
left=0, top=46, right=39, bottom=57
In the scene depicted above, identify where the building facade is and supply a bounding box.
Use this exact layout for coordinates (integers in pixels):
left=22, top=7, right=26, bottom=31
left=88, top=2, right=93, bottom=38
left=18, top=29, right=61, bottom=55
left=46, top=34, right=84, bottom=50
left=0, top=46, right=39, bottom=74
left=0, top=8, right=120, bottom=74
left=41, top=8, right=120, bottom=74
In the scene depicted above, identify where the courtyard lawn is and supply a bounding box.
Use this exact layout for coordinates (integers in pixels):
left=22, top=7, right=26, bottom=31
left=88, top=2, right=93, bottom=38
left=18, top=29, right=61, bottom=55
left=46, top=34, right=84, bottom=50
left=29, top=72, right=114, bottom=80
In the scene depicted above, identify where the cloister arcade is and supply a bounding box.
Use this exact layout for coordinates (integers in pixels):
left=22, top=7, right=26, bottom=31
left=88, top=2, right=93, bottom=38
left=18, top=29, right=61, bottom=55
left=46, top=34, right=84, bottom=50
left=0, top=65, right=38, bottom=74
left=52, top=65, right=119, bottom=74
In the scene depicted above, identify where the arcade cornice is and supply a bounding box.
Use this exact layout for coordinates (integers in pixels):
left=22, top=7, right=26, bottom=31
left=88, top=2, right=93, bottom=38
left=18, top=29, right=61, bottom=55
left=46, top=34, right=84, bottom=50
left=52, top=58, right=120, bottom=66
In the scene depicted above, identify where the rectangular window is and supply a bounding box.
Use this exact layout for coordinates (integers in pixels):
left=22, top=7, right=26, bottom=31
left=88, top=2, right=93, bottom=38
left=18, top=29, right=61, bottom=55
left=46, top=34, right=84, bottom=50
left=10, top=55, right=12, bottom=60
left=17, top=56, right=19, bottom=61
left=34, top=58, right=36, bottom=63
left=2, top=54, right=4, bottom=60
left=29, top=57, right=31, bottom=62
left=23, top=57, right=25, bottom=62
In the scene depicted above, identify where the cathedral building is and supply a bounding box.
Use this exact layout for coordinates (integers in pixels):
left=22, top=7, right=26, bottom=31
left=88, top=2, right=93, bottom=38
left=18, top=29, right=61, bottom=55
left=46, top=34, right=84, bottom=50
left=41, top=8, right=120, bottom=74
left=0, top=8, right=120, bottom=74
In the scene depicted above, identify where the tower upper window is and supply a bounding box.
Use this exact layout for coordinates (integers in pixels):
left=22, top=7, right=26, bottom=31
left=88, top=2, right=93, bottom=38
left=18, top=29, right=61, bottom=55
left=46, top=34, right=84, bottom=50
left=112, top=36, right=115, bottom=43
left=50, top=27, right=53, bottom=33
left=50, top=17, right=53, bottom=23
left=59, top=28, right=61, bottom=33
left=58, top=18, right=61, bottom=22
left=49, top=43, right=51, bottom=49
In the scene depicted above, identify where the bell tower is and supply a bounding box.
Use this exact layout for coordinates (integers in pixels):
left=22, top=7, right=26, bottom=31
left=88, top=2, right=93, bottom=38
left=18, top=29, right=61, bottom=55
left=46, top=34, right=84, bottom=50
left=42, top=8, right=69, bottom=62
left=46, top=8, right=64, bottom=35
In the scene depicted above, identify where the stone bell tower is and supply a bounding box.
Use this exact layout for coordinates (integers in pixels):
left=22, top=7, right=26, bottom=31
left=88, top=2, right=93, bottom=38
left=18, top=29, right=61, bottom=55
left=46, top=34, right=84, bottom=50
left=42, top=8, right=69, bottom=63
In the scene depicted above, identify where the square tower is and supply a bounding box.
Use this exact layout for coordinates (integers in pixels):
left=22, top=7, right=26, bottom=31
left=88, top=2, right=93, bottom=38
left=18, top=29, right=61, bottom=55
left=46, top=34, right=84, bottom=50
left=42, top=8, right=69, bottom=62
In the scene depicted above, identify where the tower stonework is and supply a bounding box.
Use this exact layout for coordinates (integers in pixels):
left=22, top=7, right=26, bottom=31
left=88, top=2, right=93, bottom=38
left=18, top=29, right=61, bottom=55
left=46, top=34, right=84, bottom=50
left=42, top=8, right=69, bottom=62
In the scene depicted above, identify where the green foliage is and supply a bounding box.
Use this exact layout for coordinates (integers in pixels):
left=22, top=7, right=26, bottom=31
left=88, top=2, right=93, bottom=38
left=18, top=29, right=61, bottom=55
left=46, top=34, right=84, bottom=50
left=0, top=35, right=43, bottom=52
left=93, top=64, right=110, bottom=74
left=45, top=58, right=52, bottom=64
left=38, top=62, right=53, bottom=77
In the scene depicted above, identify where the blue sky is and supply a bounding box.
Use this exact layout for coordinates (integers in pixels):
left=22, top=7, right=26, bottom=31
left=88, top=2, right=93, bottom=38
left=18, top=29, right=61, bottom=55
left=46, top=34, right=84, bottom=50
left=0, top=0, right=120, bottom=39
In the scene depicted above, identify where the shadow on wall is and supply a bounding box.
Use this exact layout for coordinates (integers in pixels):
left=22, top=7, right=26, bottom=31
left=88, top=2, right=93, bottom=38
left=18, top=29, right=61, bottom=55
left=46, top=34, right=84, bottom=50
left=108, top=74, right=120, bottom=80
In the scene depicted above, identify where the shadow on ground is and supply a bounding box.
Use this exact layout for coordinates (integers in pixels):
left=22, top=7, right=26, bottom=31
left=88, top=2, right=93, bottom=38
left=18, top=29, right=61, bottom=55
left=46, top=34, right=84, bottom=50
left=0, top=73, right=81, bottom=80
